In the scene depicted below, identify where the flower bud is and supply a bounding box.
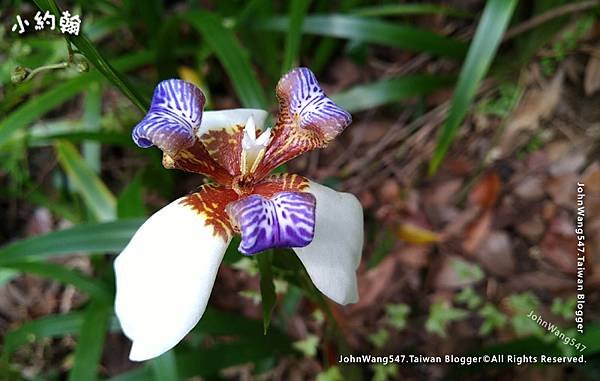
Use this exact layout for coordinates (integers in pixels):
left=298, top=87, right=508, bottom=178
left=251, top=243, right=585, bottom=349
left=11, top=66, right=31, bottom=84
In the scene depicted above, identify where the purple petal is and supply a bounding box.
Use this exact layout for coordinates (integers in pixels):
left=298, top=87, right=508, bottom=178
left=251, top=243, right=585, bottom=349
left=132, top=79, right=205, bottom=156
left=279, top=67, right=351, bottom=140
left=226, top=191, right=316, bottom=255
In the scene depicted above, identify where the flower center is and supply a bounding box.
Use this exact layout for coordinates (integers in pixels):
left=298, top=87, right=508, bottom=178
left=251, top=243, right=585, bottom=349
left=240, top=116, right=271, bottom=176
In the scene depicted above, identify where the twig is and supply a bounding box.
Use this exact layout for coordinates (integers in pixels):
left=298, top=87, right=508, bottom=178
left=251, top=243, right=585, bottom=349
left=503, top=0, right=599, bottom=41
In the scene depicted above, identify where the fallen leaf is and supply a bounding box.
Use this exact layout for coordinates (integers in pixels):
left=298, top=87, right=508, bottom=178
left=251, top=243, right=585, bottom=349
left=475, top=230, right=515, bottom=277
left=463, top=210, right=492, bottom=254
left=545, top=173, right=578, bottom=208
left=424, top=179, right=463, bottom=206
left=505, top=271, right=571, bottom=293
left=499, top=70, right=563, bottom=154
left=584, top=54, right=600, bottom=96
left=378, top=179, right=400, bottom=203
left=469, top=172, right=501, bottom=209
left=549, top=151, right=586, bottom=176
left=516, top=213, right=546, bottom=242
left=539, top=213, right=577, bottom=274
left=395, top=245, right=429, bottom=269
left=514, top=176, right=545, bottom=200
left=397, top=223, right=440, bottom=244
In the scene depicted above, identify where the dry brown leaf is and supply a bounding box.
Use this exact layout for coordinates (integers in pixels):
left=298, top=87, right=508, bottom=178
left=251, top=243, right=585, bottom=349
left=584, top=54, right=600, bottom=96
left=505, top=271, right=571, bottom=293
left=469, top=171, right=501, bottom=209
left=462, top=210, right=492, bottom=254
left=545, top=173, right=578, bottom=208
left=499, top=70, right=563, bottom=154
left=475, top=230, right=515, bottom=277
left=423, top=179, right=463, bottom=206
left=539, top=214, right=576, bottom=274
left=395, top=245, right=429, bottom=269
left=516, top=213, right=546, bottom=242
left=514, top=176, right=545, bottom=201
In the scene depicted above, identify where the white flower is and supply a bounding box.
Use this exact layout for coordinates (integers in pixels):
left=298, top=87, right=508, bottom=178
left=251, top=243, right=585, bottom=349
left=116, top=68, right=362, bottom=361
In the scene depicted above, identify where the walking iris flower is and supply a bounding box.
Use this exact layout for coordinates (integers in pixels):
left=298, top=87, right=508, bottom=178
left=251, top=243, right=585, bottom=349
left=114, top=68, right=364, bottom=361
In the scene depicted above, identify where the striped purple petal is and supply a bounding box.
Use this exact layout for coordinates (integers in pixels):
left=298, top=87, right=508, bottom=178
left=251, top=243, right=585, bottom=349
left=279, top=67, right=351, bottom=140
left=132, top=79, right=205, bottom=156
left=226, top=191, right=316, bottom=255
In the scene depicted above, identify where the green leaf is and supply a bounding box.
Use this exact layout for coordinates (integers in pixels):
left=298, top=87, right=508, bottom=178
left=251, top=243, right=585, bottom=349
left=56, top=140, right=117, bottom=222
left=0, top=51, right=152, bottom=147
left=33, top=0, right=149, bottom=111
left=0, top=219, right=144, bottom=264
left=183, top=11, right=268, bottom=108
left=258, top=15, right=467, bottom=59
left=282, top=0, right=311, bottom=72
left=117, top=174, right=146, bottom=218
left=176, top=336, right=290, bottom=378
left=68, top=301, right=111, bottom=381
left=332, top=75, right=454, bottom=113
left=82, top=83, right=103, bottom=173
left=425, top=301, right=468, bottom=338
left=385, top=303, right=411, bottom=331
left=256, top=251, right=277, bottom=334
left=150, top=351, right=179, bottom=381
left=1, top=261, right=111, bottom=301
left=428, top=0, right=518, bottom=174
left=2, top=312, right=84, bottom=358
left=0, top=76, right=95, bottom=147
left=351, top=3, right=473, bottom=18
left=292, top=334, right=320, bottom=357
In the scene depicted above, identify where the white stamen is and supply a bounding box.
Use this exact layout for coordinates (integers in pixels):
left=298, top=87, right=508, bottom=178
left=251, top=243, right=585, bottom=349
left=241, top=116, right=271, bottom=174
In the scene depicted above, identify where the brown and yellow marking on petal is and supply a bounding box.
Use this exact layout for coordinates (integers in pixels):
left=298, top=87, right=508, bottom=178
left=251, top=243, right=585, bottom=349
left=253, top=173, right=310, bottom=198
left=253, top=68, right=351, bottom=180
left=199, top=125, right=245, bottom=177
left=180, top=184, right=240, bottom=241
left=164, top=141, right=233, bottom=186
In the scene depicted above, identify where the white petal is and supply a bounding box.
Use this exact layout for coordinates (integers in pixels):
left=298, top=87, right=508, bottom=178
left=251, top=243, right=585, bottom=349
left=243, top=116, right=256, bottom=142
left=114, top=198, right=230, bottom=361
left=293, top=181, right=363, bottom=305
left=198, top=108, right=268, bottom=135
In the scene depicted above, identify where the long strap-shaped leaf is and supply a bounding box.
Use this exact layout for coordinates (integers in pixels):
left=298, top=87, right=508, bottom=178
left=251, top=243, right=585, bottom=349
left=32, top=0, right=149, bottom=112
left=0, top=51, right=152, bottom=147
left=68, top=300, right=112, bottom=381
left=258, top=14, right=468, bottom=59
left=183, top=11, right=268, bottom=109
left=428, top=0, right=518, bottom=174
left=0, top=219, right=144, bottom=264
left=56, top=140, right=117, bottom=222
left=332, top=74, right=455, bottom=113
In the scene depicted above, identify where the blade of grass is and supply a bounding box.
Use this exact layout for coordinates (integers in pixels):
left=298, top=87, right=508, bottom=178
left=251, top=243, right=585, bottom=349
left=1, top=261, right=111, bottom=301
left=83, top=83, right=102, bottom=173
left=310, top=0, right=359, bottom=74
left=68, top=300, right=111, bottom=381
left=331, top=74, right=455, bottom=112
left=351, top=3, right=473, bottom=18
left=56, top=141, right=116, bottom=222
left=33, top=0, right=149, bottom=111
left=282, top=0, right=311, bottom=72
left=256, top=251, right=276, bottom=334
left=117, top=174, right=147, bottom=218
left=0, top=219, right=144, bottom=264
left=150, top=351, right=179, bottom=381
left=258, top=14, right=467, bottom=59
left=183, top=11, right=268, bottom=108
left=0, top=51, right=152, bottom=147
left=428, top=0, right=518, bottom=174
left=2, top=312, right=84, bottom=359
